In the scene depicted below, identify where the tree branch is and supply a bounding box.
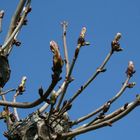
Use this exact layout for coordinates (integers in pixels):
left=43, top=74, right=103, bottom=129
left=0, top=10, right=4, bottom=33
left=0, top=88, right=16, bottom=96
left=72, top=75, right=131, bottom=126
left=61, top=21, right=69, bottom=76
left=57, top=33, right=123, bottom=117
left=56, top=27, right=89, bottom=110
left=4, top=0, right=27, bottom=41
left=1, top=0, right=31, bottom=56
left=13, top=91, right=20, bottom=121
left=61, top=98, right=140, bottom=138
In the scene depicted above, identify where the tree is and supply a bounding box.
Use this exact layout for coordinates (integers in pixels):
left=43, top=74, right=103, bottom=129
left=0, top=0, right=140, bottom=140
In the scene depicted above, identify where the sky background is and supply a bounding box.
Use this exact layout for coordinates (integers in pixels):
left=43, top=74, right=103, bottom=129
left=0, top=0, right=140, bottom=140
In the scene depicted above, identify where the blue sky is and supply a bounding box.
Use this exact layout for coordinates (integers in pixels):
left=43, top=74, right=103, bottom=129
left=0, top=0, right=140, bottom=139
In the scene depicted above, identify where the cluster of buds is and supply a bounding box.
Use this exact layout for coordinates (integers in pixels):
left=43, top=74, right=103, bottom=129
left=126, top=61, right=135, bottom=77
left=0, top=10, right=4, bottom=19
left=111, top=32, right=123, bottom=52
left=50, top=41, right=63, bottom=79
left=77, top=27, right=90, bottom=46
left=17, top=76, right=27, bottom=93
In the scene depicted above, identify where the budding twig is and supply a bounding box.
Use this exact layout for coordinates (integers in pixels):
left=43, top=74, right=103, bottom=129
left=13, top=76, right=27, bottom=121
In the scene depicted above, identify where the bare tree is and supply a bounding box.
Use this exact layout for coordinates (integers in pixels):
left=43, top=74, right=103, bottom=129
left=0, top=1, right=139, bottom=140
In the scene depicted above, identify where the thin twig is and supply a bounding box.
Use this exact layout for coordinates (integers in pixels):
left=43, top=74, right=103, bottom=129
left=0, top=88, right=6, bottom=101
left=91, top=103, right=131, bottom=126
left=1, top=0, right=31, bottom=55
left=70, top=50, right=113, bottom=104
left=61, top=21, right=69, bottom=76
left=0, top=88, right=16, bottom=96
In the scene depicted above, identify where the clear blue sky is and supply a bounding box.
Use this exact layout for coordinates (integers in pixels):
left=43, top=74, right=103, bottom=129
left=0, top=0, right=140, bottom=140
